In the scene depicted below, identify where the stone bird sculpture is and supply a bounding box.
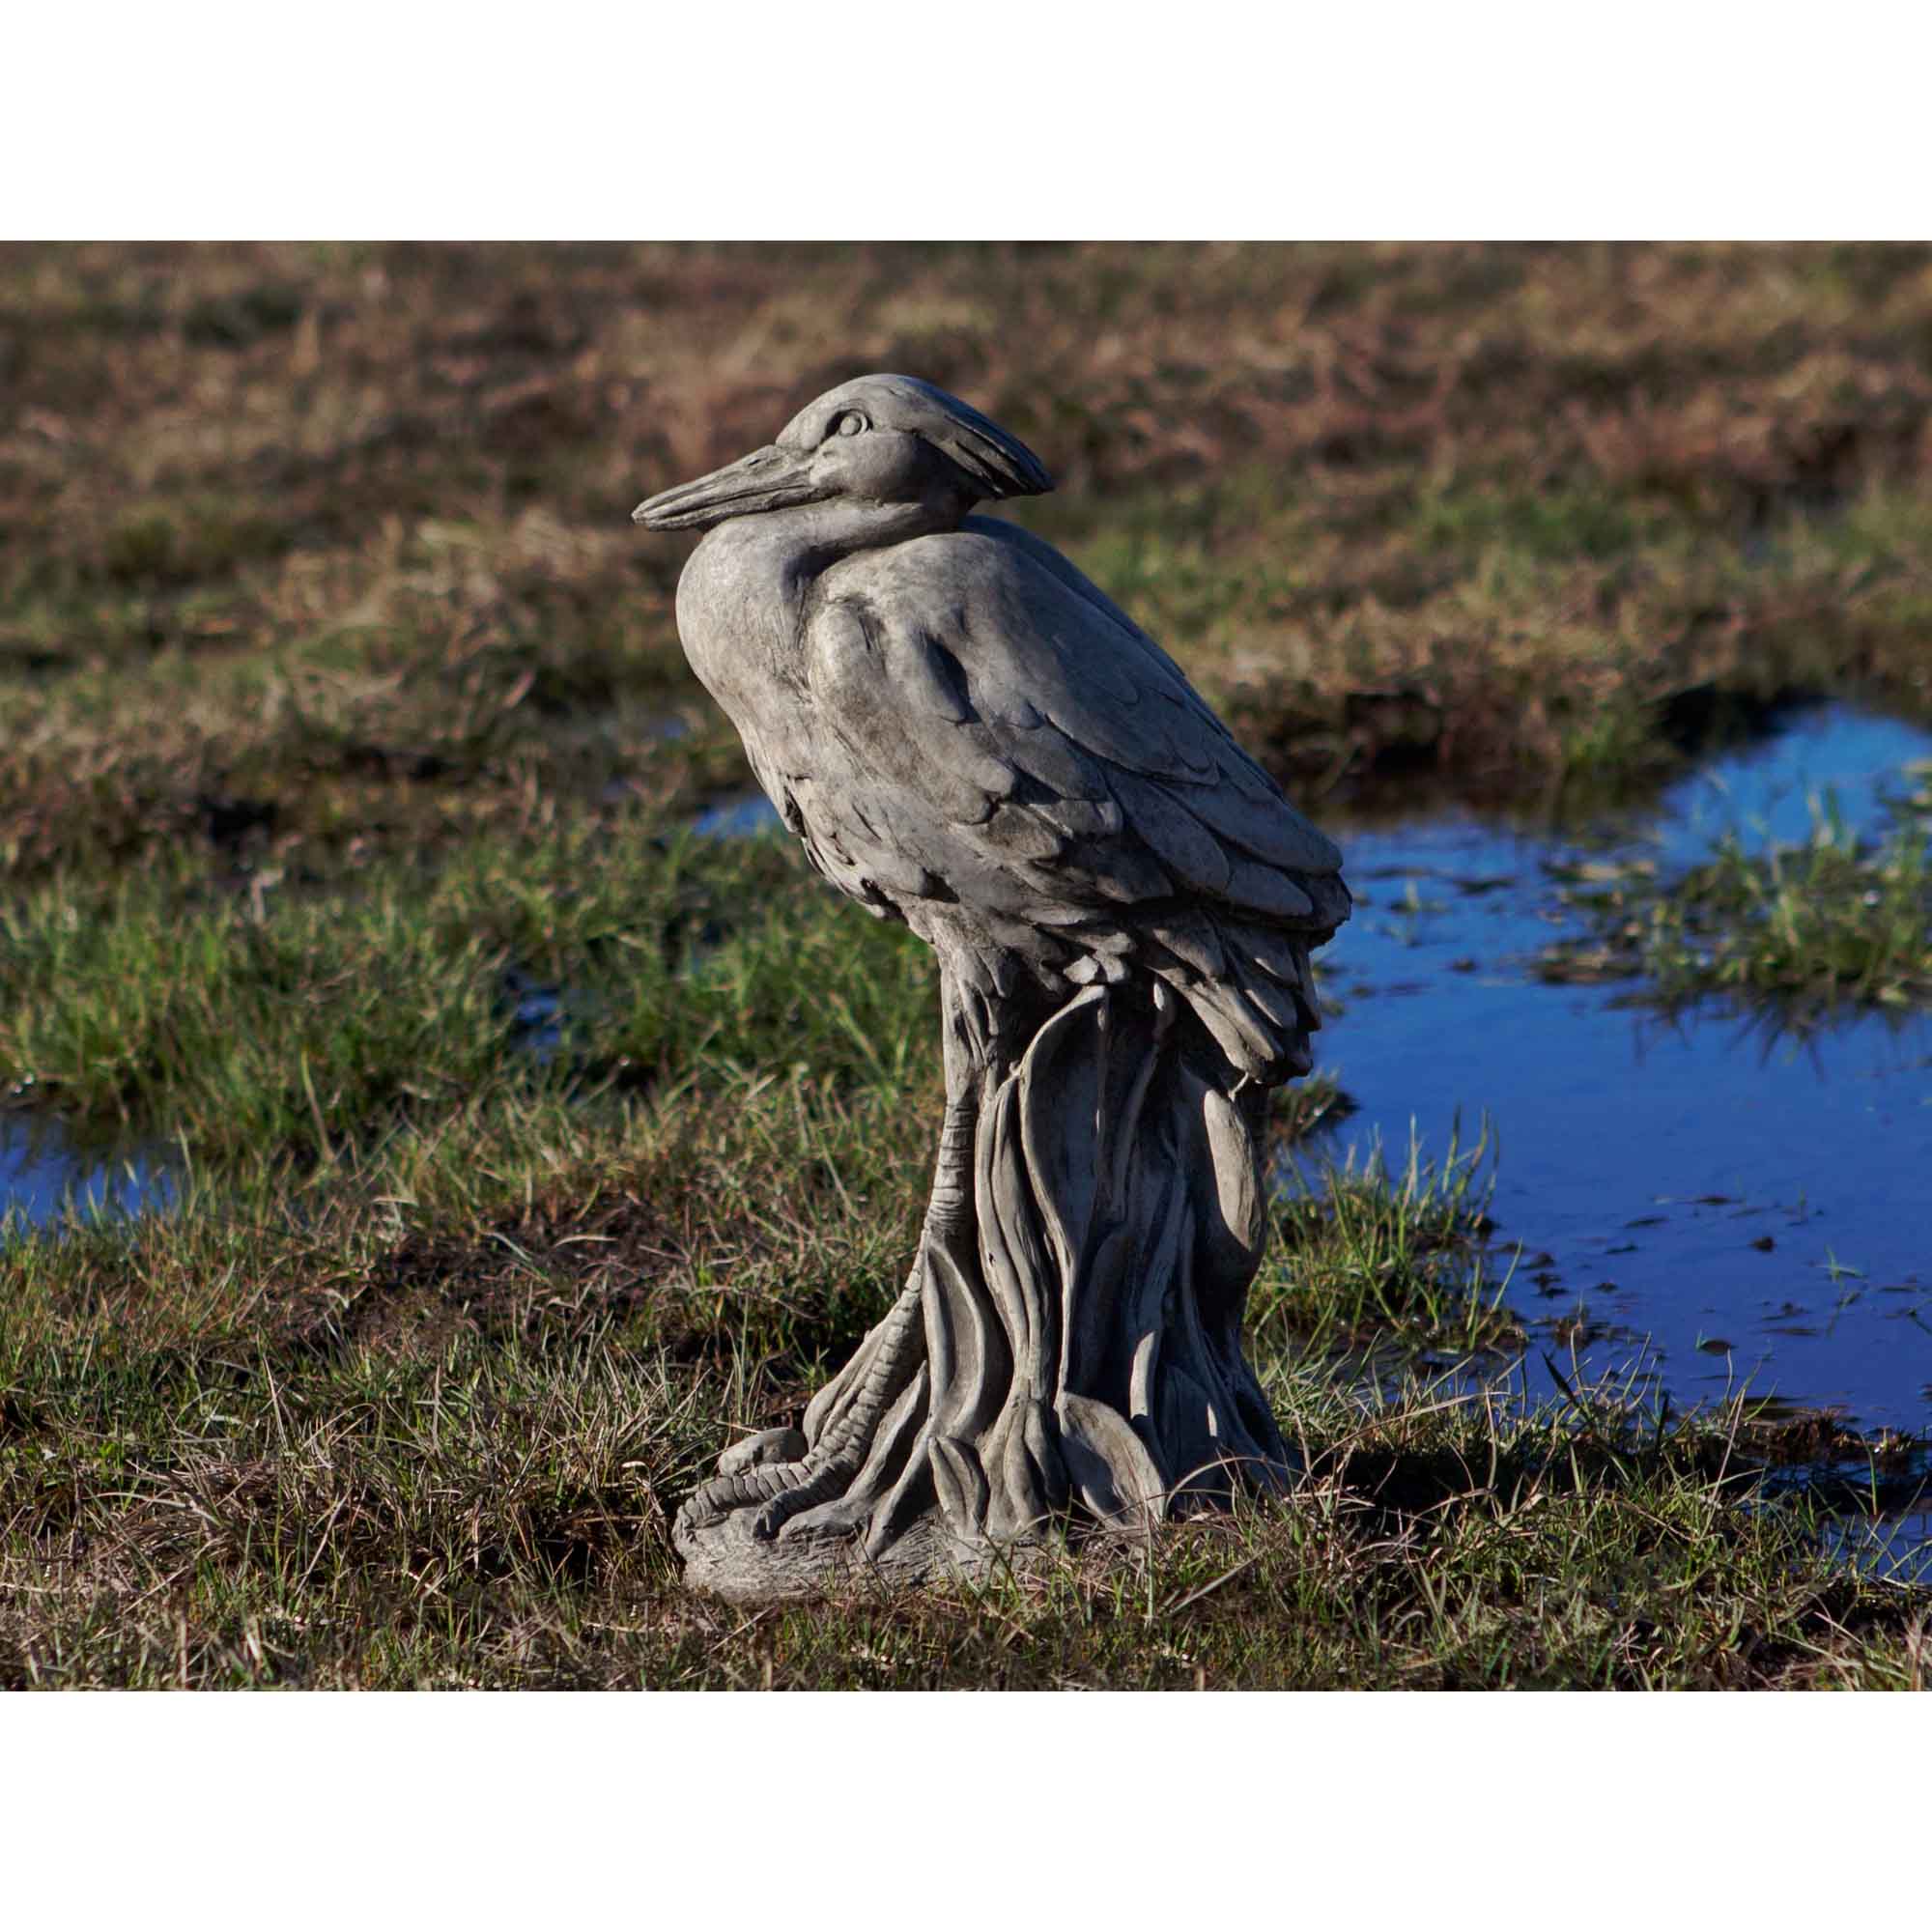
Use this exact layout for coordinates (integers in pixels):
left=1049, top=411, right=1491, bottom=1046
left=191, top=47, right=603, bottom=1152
left=635, top=374, right=1350, bottom=1598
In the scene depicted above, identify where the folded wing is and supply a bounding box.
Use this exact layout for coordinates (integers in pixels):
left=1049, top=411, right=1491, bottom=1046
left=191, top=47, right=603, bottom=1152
left=793, top=520, right=1350, bottom=1078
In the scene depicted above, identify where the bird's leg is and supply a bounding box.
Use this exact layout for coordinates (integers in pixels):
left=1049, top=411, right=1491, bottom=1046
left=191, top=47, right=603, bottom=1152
left=673, top=990, right=986, bottom=1549
left=921, top=979, right=984, bottom=1243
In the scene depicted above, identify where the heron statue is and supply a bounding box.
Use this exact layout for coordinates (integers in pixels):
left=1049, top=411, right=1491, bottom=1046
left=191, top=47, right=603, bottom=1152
left=635, top=375, right=1350, bottom=1598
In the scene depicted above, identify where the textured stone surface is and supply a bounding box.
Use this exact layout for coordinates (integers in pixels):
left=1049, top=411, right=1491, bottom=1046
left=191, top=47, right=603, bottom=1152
left=636, top=375, right=1350, bottom=1601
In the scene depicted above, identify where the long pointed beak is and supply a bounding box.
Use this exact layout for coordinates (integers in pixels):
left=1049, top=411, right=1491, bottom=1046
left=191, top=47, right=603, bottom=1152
left=632, top=444, right=826, bottom=531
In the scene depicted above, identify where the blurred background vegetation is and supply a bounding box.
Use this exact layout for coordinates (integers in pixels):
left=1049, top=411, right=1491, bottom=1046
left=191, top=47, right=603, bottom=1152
left=5, top=241, right=1931, bottom=887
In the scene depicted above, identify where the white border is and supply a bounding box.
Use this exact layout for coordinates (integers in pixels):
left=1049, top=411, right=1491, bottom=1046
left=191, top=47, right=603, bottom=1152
left=3, top=6, right=1925, bottom=1915
left=2, top=1693, right=1927, bottom=1918
left=8, top=6, right=1931, bottom=238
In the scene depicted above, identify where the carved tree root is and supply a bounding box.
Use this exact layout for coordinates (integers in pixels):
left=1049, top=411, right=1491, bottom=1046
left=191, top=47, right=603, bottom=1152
left=673, top=969, right=1299, bottom=1598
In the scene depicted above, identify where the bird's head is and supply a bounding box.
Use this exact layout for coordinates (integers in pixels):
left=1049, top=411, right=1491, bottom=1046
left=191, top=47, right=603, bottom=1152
left=632, top=374, right=1053, bottom=533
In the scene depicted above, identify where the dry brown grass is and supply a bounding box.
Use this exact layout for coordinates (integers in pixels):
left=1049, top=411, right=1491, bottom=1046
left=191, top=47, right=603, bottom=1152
left=5, top=242, right=1932, bottom=886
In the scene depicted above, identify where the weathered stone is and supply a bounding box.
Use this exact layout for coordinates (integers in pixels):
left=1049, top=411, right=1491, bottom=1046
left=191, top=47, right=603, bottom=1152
left=635, top=375, right=1350, bottom=1600
left=715, top=1426, right=809, bottom=1477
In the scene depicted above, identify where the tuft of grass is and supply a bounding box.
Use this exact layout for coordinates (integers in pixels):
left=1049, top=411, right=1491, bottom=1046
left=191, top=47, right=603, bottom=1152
left=1261, top=1122, right=1523, bottom=1359
left=1538, top=793, right=1932, bottom=1017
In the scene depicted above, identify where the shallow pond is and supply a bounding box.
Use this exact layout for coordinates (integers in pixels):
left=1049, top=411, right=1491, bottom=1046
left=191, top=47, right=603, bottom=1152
left=1303, top=702, right=1931, bottom=1443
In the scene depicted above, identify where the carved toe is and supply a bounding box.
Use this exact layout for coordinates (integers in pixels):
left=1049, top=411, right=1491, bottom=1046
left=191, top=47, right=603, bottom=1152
left=715, top=1426, right=809, bottom=1477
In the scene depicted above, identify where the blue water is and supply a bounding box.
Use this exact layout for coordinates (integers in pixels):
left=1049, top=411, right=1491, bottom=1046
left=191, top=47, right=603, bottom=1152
left=0, top=1119, right=175, bottom=1230
left=693, top=793, right=782, bottom=839
left=1302, top=703, right=1932, bottom=1437
left=1823, top=1505, right=1932, bottom=1584
left=1650, top=705, right=1931, bottom=866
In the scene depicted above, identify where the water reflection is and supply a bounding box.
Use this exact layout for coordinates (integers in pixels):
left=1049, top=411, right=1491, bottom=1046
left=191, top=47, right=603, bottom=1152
left=1820, top=1507, right=1932, bottom=1585
left=693, top=794, right=781, bottom=839
left=1, top=1118, right=176, bottom=1230
left=1304, top=701, right=1932, bottom=1436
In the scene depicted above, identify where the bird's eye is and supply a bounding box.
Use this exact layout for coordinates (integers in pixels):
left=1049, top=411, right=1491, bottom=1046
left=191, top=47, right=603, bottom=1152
left=834, top=411, right=867, bottom=438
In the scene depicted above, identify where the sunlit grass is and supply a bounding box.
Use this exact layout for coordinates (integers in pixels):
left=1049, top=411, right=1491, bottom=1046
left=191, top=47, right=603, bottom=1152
left=7, top=242, right=1932, bottom=891
left=2, top=1309, right=1921, bottom=1688
left=1539, top=787, right=1932, bottom=1017
left=1261, top=1120, right=1522, bottom=1358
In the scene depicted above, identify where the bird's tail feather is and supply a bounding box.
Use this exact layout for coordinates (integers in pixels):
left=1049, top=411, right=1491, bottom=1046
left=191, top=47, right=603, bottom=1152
left=1147, top=913, right=1326, bottom=1082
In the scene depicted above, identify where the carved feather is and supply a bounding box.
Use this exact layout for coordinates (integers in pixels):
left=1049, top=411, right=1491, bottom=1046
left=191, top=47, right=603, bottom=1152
left=802, top=526, right=1343, bottom=964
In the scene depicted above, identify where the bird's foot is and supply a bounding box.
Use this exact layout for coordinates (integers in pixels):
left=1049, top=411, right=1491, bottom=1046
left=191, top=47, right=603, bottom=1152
left=713, top=1426, right=807, bottom=1478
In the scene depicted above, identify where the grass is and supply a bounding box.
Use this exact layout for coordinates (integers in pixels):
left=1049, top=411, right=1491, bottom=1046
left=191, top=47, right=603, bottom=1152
left=1538, top=781, right=1932, bottom=1017
left=0, top=818, right=934, bottom=1163
left=4, top=1299, right=1923, bottom=1688
left=0, top=819, right=1924, bottom=1688
left=4, top=242, right=1931, bottom=1687
left=7, top=242, right=1932, bottom=891
left=1264, top=1122, right=1525, bottom=1359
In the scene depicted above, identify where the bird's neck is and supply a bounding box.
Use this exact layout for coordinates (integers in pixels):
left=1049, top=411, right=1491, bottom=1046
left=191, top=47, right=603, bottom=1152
left=690, top=494, right=967, bottom=650
left=678, top=497, right=942, bottom=708
left=772, top=492, right=969, bottom=571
